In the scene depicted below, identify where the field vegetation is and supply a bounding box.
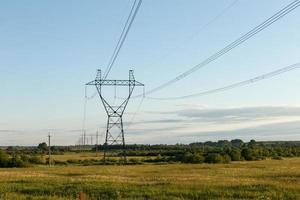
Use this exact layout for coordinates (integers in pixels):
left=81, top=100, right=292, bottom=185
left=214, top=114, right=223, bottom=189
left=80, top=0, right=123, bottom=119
left=0, top=158, right=299, bottom=199
left=0, top=139, right=300, bottom=199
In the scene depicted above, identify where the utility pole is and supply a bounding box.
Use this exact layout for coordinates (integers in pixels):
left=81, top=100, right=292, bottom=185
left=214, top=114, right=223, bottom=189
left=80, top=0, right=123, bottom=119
left=83, top=131, right=86, bottom=146
left=96, top=131, right=99, bottom=157
left=86, top=69, right=144, bottom=163
left=48, top=133, right=51, bottom=167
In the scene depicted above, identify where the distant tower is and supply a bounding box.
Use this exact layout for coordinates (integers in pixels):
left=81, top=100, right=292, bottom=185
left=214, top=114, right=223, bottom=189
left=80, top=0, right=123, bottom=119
left=86, top=69, right=144, bottom=162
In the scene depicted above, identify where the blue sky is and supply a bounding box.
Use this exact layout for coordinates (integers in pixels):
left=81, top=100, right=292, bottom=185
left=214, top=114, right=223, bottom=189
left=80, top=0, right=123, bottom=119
left=1, top=0, right=300, bottom=145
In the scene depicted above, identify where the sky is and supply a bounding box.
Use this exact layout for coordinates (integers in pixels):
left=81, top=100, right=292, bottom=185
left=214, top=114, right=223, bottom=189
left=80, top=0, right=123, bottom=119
left=1, top=0, right=300, bottom=146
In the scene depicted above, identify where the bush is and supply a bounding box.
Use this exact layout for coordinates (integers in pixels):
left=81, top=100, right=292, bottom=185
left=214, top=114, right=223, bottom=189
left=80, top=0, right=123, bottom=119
left=128, top=158, right=142, bottom=164
left=54, top=160, right=68, bottom=165
left=272, top=156, right=283, bottom=160
left=8, top=154, right=28, bottom=167
left=230, top=148, right=241, bottom=161
left=241, top=148, right=257, bottom=161
left=0, top=149, right=9, bottom=167
left=204, top=153, right=224, bottom=163
left=223, top=154, right=231, bottom=163
left=29, top=155, right=44, bottom=164
left=182, top=152, right=204, bottom=164
left=67, top=159, right=80, bottom=164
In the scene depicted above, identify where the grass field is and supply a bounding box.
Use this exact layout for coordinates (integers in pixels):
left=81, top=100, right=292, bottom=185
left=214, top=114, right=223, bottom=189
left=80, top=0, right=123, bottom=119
left=0, top=158, right=299, bottom=200
left=48, top=152, right=151, bottom=162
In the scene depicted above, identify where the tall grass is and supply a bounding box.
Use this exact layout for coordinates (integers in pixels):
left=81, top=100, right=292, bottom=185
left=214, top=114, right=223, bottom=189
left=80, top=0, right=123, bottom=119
left=0, top=158, right=299, bottom=199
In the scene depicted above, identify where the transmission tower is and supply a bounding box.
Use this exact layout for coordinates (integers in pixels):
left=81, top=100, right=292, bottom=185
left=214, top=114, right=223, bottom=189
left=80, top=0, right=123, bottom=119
left=86, top=69, right=144, bottom=162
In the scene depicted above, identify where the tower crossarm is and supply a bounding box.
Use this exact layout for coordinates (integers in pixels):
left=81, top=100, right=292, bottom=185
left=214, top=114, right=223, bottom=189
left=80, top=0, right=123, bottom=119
left=86, top=79, right=144, bottom=87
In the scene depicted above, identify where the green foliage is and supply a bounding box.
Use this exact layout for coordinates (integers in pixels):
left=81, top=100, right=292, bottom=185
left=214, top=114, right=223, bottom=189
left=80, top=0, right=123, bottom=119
left=1, top=159, right=300, bottom=199
left=37, top=142, right=48, bottom=151
left=222, top=154, right=232, bottom=163
left=8, top=154, right=28, bottom=167
left=229, top=148, right=242, bottom=161
left=182, top=152, right=204, bottom=164
left=0, top=149, right=9, bottom=167
left=241, top=148, right=257, bottom=161
left=204, top=153, right=224, bottom=163
left=28, top=155, right=44, bottom=164
left=230, top=139, right=244, bottom=147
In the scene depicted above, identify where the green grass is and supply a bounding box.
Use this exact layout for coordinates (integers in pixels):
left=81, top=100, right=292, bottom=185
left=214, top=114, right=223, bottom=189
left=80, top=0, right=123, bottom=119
left=0, top=158, right=300, bottom=199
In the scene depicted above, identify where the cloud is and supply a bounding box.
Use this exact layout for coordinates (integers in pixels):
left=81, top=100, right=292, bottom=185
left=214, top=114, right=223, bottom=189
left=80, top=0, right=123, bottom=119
left=2, top=106, right=300, bottom=145
left=0, top=129, right=25, bottom=133
left=132, top=106, right=300, bottom=126
left=181, top=120, right=300, bottom=141
left=136, top=119, right=184, bottom=124
left=127, top=125, right=186, bottom=135
left=177, top=106, right=300, bottom=119
left=124, top=106, right=300, bottom=143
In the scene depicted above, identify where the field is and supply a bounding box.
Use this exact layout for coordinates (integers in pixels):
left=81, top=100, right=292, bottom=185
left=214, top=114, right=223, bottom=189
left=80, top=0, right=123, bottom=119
left=0, top=158, right=300, bottom=200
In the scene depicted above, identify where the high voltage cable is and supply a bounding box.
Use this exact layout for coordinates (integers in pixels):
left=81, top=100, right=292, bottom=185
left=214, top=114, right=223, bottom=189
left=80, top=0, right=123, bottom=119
left=103, top=0, right=143, bottom=80
left=125, top=97, right=145, bottom=131
left=82, top=1, right=143, bottom=140
left=145, top=0, right=239, bottom=68
left=103, top=0, right=137, bottom=79
left=138, top=0, right=300, bottom=97
left=147, top=62, right=300, bottom=100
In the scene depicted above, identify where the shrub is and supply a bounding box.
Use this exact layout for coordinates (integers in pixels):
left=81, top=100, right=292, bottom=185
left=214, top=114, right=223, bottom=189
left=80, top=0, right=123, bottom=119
left=204, top=153, right=224, bottom=163
left=272, top=156, right=283, bottom=160
left=54, top=160, right=68, bottom=165
left=182, top=152, right=204, bottom=164
left=223, top=154, right=231, bottom=163
left=67, top=159, right=80, bottom=164
left=128, top=158, right=142, bottom=164
left=230, top=148, right=241, bottom=161
left=0, top=149, right=9, bottom=167
left=8, top=154, right=28, bottom=167
left=29, top=155, right=44, bottom=164
left=241, top=148, right=257, bottom=161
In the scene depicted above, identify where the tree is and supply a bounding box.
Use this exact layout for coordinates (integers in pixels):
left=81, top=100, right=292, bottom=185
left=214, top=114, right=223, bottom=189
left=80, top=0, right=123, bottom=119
left=182, top=152, right=204, bottom=164
left=8, top=154, right=27, bottom=167
left=204, top=153, right=224, bottom=163
left=0, top=149, right=9, bottom=167
left=241, top=148, right=256, bottom=161
left=217, top=140, right=231, bottom=147
left=248, top=140, right=257, bottom=148
left=223, top=154, right=231, bottom=163
left=230, top=148, right=242, bottom=161
left=231, top=139, right=244, bottom=147
left=38, top=142, right=48, bottom=151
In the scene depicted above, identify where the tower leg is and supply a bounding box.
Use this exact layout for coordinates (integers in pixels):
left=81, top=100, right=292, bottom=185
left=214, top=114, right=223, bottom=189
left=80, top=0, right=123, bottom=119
left=103, top=115, right=127, bottom=163
left=120, top=118, right=127, bottom=163
left=103, top=118, right=109, bottom=163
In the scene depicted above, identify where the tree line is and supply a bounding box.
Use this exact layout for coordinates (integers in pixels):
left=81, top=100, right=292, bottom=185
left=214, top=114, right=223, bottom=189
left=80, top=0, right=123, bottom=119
left=0, top=139, right=300, bottom=167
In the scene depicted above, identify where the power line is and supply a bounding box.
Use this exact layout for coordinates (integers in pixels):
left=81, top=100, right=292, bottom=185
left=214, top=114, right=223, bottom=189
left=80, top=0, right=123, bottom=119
left=139, top=0, right=300, bottom=97
left=103, top=0, right=137, bottom=78
left=125, top=97, right=145, bottom=131
left=147, top=62, right=300, bottom=100
left=145, top=0, right=239, bottom=68
left=103, top=0, right=143, bottom=80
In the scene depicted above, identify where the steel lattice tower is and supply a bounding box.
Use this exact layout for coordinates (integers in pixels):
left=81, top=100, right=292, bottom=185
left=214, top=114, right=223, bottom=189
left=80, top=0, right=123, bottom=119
left=86, top=69, right=144, bottom=162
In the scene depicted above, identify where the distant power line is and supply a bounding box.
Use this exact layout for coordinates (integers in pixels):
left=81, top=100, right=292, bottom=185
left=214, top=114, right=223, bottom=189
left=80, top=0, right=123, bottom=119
left=147, top=62, right=300, bottom=100
left=103, top=0, right=143, bottom=80
left=145, top=0, right=239, bottom=68
left=139, top=0, right=300, bottom=97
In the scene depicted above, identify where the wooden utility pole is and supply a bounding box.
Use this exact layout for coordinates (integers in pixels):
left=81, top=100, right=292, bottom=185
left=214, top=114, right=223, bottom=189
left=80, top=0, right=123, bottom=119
left=83, top=131, right=85, bottom=146
left=48, top=133, right=51, bottom=167
left=96, top=131, right=99, bottom=157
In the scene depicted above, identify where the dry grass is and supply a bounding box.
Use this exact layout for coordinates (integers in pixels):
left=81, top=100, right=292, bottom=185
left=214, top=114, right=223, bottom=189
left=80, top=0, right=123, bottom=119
left=0, top=158, right=299, bottom=199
